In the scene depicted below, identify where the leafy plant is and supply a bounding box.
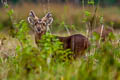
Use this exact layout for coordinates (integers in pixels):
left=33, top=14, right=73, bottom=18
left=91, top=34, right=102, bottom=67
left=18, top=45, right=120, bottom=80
left=39, top=32, right=73, bottom=63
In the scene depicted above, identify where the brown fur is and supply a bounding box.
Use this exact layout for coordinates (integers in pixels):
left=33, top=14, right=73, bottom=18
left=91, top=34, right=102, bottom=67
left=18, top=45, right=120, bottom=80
left=35, top=32, right=90, bottom=59
left=57, top=34, right=90, bottom=58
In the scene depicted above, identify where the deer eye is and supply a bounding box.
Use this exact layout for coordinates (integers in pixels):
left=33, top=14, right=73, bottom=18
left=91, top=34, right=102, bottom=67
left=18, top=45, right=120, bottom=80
left=43, top=22, right=46, bottom=26
left=34, top=22, right=38, bottom=25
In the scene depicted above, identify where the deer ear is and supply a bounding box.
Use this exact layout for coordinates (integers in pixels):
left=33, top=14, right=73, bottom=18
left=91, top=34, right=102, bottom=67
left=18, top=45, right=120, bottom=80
left=28, top=17, right=34, bottom=25
left=45, top=12, right=53, bottom=26
left=47, top=17, right=53, bottom=26
left=29, top=10, right=36, bottom=18
left=28, top=17, right=36, bottom=31
left=28, top=10, right=38, bottom=25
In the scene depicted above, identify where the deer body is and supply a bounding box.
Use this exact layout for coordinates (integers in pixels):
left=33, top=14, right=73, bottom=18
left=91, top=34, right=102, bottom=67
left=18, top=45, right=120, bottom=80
left=28, top=10, right=90, bottom=59
left=58, top=34, right=89, bottom=56
left=34, top=32, right=89, bottom=58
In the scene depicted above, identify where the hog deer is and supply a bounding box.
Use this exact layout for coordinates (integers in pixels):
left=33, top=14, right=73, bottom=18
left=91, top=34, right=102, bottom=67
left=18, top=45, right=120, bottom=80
left=92, top=26, right=114, bottom=41
left=28, top=10, right=90, bottom=59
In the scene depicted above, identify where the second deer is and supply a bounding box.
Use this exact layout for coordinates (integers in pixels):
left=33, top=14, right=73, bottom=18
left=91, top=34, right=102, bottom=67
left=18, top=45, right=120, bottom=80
left=28, top=10, right=90, bottom=59
left=92, top=26, right=114, bottom=41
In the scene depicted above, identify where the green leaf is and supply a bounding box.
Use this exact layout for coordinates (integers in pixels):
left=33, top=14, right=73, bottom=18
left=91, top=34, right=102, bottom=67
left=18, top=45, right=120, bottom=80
left=4, top=4, right=9, bottom=8
left=84, top=11, right=91, bottom=17
left=8, top=9, right=14, bottom=16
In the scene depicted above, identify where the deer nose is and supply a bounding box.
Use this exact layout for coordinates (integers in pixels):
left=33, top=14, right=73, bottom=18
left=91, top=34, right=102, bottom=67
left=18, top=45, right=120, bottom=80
left=37, top=28, right=41, bottom=31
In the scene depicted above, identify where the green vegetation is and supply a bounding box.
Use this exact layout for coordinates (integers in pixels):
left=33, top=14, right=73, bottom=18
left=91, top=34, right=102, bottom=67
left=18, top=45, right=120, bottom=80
left=0, top=1, right=120, bottom=80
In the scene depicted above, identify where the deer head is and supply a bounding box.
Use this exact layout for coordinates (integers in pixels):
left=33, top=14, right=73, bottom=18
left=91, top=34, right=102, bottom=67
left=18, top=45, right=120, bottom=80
left=28, top=10, right=53, bottom=34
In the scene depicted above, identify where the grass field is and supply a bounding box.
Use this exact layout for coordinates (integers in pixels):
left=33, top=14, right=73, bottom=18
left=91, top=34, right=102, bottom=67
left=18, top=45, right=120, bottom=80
left=0, top=3, right=120, bottom=80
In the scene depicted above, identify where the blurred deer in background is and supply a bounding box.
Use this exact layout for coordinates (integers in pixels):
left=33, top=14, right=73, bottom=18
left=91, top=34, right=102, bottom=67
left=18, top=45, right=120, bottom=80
left=88, top=6, right=114, bottom=42
left=28, top=10, right=90, bottom=59
left=92, top=26, right=114, bottom=41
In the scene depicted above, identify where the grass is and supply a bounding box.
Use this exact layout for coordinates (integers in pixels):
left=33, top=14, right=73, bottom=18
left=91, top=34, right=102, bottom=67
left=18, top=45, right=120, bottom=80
left=0, top=2, right=120, bottom=80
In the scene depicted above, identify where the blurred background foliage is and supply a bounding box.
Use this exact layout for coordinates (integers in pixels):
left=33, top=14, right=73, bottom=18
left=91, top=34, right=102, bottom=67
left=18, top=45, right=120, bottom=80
left=0, top=0, right=120, bottom=33
left=0, top=0, right=119, bottom=5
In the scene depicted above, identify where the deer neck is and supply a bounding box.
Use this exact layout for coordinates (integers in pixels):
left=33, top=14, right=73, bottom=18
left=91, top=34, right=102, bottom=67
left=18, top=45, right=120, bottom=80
left=35, top=31, right=46, bottom=45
